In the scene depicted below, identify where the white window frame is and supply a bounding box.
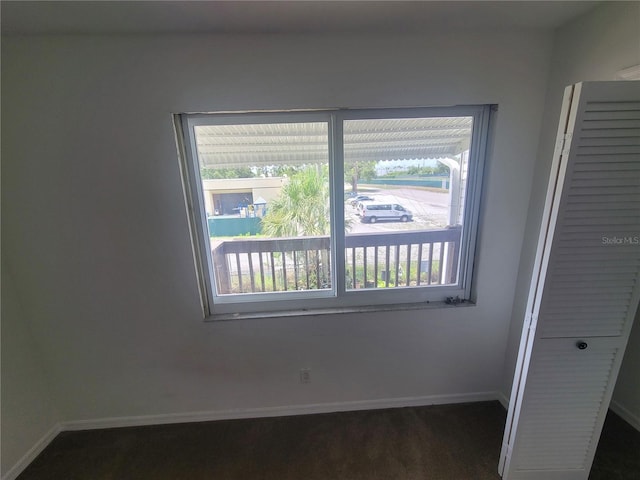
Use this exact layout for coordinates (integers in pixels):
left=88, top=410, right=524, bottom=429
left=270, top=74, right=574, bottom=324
left=176, top=106, right=491, bottom=319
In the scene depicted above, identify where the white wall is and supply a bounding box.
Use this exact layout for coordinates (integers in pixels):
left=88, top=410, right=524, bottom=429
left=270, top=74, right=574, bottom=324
left=1, top=262, right=60, bottom=477
left=2, top=29, right=553, bottom=470
left=613, top=310, right=640, bottom=428
left=501, top=1, right=640, bottom=421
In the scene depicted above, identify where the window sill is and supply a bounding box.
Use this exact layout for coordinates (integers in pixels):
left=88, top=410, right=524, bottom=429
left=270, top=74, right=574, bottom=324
left=205, top=299, right=475, bottom=322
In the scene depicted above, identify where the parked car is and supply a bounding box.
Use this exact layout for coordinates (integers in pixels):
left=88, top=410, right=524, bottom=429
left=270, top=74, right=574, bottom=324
left=350, top=195, right=374, bottom=206
left=359, top=203, right=413, bottom=223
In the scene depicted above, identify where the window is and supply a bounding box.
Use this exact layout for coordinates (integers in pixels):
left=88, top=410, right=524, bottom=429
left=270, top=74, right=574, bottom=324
left=177, top=106, right=491, bottom=318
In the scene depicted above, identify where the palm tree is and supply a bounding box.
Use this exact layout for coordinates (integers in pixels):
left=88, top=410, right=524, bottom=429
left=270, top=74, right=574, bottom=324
left=261, top=165, right=331, bottom=289
left=261, top=165, right=330, bottom=237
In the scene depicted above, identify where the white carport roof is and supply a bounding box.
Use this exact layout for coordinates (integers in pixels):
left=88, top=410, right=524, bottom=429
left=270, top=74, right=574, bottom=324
left=194, top=116, right=472, bottom=168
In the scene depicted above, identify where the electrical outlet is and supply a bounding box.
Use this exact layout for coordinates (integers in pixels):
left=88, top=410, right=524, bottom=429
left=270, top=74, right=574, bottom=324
left=300, top=368, right=311, bottom=384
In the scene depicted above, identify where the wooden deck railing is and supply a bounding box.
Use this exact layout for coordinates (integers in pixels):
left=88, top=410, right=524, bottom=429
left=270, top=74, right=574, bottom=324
left=211, top=227, right=461, bottom=294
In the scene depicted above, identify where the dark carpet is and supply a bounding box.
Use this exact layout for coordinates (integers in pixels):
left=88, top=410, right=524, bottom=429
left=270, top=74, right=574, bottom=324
left=590, top=409, right=640, bottom=480
left=17, top=401, right=640, bottom=480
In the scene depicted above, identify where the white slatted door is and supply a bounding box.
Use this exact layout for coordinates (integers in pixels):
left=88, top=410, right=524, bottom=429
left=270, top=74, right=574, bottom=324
left=506, top=337, right=625, bottom=480
left=500, top=81, right=640, bottom=480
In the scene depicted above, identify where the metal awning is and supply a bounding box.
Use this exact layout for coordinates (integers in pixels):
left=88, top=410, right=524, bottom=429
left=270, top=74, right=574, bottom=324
left=194, top=116, right=472, bottom=168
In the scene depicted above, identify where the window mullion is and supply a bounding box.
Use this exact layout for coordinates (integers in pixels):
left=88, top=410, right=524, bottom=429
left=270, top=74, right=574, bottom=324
left=329, top=114, right=346, bottom=297
left=179, top=115, right=217, bottom=315
left=459, top=105, right=491, bottom=299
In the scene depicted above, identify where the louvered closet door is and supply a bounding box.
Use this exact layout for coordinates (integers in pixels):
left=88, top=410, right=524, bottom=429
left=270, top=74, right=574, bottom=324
left=506, top=337, right=625, bottom=480
left=500, top=81, right=640, bottom=480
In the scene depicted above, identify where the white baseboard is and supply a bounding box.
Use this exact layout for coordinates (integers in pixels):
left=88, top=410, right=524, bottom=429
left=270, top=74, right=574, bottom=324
left=3, top=391, right=500, bottom=479
left=62, top=391, right=500, bottom=431
left=609, top=400, right=640, bottom=432
left=1, top=424, right=62, bottom=480
left=497, top=391, right=509, bottom=410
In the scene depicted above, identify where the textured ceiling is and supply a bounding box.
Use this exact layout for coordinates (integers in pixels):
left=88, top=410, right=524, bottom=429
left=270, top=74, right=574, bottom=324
left=1, top=1, right=600, bottom=35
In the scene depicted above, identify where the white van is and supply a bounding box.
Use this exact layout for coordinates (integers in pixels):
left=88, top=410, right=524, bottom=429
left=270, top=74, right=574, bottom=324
left=359, top=203, right=413, bottom=223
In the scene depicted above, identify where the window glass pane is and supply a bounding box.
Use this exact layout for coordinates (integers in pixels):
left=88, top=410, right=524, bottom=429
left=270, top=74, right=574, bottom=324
left=193, top=122, right=331, bottom=296
left=343, top=117, right=473, bottom=290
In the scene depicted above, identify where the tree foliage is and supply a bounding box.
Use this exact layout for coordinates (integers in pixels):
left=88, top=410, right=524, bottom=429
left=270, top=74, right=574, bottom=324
left=405, top=163, right=450, bottom=175
left=201, top=167, right=255, bottom=179
left=262, top=165, right=301, bottom=177
left=344, top=161, right=377, bottom=192
left=261, top=165, right=331, bottom=237
left=381, top=163, right=450, bottom=178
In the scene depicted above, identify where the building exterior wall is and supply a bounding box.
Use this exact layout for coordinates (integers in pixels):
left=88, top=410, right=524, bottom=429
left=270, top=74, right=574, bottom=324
left=202, top=177, right=286, bottom=216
